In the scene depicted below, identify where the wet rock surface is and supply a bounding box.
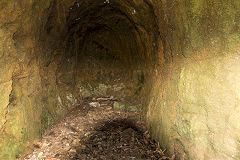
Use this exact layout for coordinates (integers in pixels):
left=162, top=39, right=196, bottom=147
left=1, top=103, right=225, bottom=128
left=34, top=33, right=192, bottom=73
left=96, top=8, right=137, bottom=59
left=22, top=98, right=171, bottom=160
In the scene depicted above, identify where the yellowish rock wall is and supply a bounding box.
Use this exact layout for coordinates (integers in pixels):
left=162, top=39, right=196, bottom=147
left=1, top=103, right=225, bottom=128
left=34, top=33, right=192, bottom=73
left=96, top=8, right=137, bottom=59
left=147, top=0, right=240, bottom=159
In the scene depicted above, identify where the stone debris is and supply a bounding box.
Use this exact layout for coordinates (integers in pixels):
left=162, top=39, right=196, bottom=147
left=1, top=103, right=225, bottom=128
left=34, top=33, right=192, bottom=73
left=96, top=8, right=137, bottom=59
left=113, top=102, right=138, bottom=111
left=89, top=102, right=100, bottom=108
left=95, top=96, right=114, bottom=101
left=104, top=0, right=110, bottom=4
left=21, top=98, right=171, bottom=160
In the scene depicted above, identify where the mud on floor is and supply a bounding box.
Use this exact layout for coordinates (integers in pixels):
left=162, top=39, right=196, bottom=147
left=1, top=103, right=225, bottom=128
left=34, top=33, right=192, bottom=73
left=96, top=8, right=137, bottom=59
left=21, top=97, right=172, bottom=160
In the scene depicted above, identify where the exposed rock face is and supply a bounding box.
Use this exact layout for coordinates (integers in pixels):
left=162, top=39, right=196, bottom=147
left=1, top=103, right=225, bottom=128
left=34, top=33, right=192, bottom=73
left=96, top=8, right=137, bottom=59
left=147, top=1, right=240, bottom=159
left=0, top=0, right=239, bottom=159
left=0, top=0, right=157, bottom=159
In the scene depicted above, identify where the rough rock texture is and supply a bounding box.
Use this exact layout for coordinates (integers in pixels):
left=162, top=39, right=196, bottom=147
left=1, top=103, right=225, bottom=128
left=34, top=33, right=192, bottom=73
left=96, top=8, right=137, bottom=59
left=0, top=0, right=158, bottom=159
left=0, top=0, right=240, bottom=159
left=147, top=1, right=240, bottom=160
left=0, top=1, right=52, bottom=159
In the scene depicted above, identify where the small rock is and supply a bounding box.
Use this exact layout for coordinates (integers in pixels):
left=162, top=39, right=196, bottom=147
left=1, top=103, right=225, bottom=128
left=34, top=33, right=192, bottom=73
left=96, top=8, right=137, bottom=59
left=64, top=146, right=71, bottom=151
left=32, top=154, right=37, bottom=158
left=72, top=139, right=80, bottom=147
left=96, top=96, right=114, bottom=101
left=89, top=102, right=100, bottom=107
left=80, top=145, right=87, bottom=150
left=38, top=152, right=43, bottom=157
left=69, top=148, right=77, bottom=153
left=85, top=131, right=91, bottom=136
left=75, top=103, right=80, bottom=107
left=161, top=156, right=169, bottom=160
left=113, top=102, right=125, bottom=109
left=113, top=102, right=138, bottom=111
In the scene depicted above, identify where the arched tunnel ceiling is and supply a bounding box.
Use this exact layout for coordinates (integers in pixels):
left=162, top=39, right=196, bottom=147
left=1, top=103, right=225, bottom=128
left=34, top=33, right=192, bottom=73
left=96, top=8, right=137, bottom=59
left=66, top=0, right=157, bottom=33
left=36, top=0, right=161, bottom=112
left=44, top=0, right=160, bottom=68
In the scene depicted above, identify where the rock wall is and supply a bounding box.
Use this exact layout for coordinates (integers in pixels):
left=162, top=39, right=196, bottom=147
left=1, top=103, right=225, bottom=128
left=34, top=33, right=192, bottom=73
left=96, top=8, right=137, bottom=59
left=147, top=0, right=240, bottom=159
left=0, top=1, right=52, bottom=159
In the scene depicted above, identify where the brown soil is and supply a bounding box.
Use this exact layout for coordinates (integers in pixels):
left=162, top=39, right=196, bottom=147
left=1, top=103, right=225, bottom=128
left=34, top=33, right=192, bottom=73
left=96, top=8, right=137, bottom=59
left=21, top=98, right=171, bottom=160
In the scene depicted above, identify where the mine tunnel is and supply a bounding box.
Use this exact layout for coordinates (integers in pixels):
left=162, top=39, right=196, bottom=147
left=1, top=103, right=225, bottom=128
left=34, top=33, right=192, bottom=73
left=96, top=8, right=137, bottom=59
left=0, top=0, right=240, bottom=159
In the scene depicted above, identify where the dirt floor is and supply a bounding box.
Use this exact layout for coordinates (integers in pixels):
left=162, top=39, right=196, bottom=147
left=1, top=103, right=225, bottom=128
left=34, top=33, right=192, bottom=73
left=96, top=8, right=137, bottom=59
left=21, top=97, right=172, bottom=160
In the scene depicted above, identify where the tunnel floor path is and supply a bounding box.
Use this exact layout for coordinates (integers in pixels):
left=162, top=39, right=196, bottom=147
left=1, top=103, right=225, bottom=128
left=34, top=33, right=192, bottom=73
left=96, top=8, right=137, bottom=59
left=21, top=97, right=170, bottom=160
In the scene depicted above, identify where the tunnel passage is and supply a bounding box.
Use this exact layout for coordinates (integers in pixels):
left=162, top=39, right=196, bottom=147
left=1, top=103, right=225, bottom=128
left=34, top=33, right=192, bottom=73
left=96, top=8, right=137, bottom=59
left=64, top=0, right=160, bottom=103
left=39, top=0, right=160, bottom=109
left=1, top=0, right=240, bottom=159
left=0, top=0, right=161, bottom=159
